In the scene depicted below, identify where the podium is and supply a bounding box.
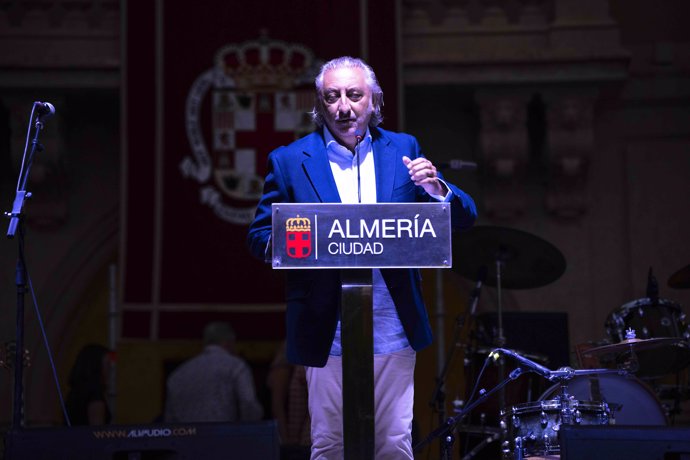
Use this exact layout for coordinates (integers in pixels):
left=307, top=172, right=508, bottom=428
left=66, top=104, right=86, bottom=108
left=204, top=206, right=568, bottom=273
left=272, top=203, right=452, bottom=460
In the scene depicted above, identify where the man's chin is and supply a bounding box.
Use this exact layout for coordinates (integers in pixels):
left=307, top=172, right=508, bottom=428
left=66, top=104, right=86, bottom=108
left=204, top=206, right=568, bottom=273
left=325, top=123, right=352, bottom=137
left=335, top=122, right=356, bottom=132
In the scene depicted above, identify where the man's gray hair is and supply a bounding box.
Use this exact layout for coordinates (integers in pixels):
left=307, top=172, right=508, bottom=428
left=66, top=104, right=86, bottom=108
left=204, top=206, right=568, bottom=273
left=203, top=322, right=236, bottom=345
left=310, top=56, right=384, bottom=128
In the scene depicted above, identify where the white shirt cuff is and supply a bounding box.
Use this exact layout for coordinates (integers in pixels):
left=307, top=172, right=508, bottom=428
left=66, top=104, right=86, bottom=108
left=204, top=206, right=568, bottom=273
left=429, top=178, right=453, bottom=202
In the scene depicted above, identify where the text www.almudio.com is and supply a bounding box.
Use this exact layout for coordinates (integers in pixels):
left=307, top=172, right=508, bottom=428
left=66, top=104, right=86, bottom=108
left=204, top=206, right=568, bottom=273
left=92, top=427, right=198, bottom=439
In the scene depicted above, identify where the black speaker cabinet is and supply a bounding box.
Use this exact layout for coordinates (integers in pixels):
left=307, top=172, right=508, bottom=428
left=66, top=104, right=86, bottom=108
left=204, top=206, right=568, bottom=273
left=4, top=420, right=279, bottom=460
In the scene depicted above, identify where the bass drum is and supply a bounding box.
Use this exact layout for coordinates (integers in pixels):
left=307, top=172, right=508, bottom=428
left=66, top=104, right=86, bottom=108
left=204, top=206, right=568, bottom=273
left=539, top=374, right=667, bottom=425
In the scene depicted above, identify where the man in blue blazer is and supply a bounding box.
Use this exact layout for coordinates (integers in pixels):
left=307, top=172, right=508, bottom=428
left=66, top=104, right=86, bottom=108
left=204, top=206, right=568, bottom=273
left=248, top=56, right=476, bottom=459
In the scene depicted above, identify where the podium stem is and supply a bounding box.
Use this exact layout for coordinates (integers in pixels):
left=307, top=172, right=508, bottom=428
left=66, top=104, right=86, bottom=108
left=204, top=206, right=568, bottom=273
left=341, top=269, right=374, bottom=460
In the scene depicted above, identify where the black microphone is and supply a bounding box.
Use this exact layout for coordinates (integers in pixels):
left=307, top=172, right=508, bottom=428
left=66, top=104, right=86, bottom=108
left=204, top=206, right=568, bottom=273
left=34, top=101, right=55, bottom=119
left=492, top=348, right=552, bottom=380
left=468, top=266, right=488, bottom=316
left=438, top=159, right=478, bottom=171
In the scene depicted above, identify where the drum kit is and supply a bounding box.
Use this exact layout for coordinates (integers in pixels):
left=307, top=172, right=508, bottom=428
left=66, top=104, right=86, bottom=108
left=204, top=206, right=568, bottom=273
left=421, top=225, right=690, bottom=460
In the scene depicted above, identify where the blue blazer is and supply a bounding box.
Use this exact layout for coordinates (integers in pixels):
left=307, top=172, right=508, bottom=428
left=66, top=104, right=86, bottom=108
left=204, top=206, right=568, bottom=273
left=247, top=127, right=477, bottom=367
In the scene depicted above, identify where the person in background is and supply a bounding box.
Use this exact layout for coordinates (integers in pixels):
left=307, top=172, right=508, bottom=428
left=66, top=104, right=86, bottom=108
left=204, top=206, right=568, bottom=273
left=164, top=321, right=263, bottom=423
left=65, top=343, right=111, bottom=425
left=247, top=56, right=477, bottom=459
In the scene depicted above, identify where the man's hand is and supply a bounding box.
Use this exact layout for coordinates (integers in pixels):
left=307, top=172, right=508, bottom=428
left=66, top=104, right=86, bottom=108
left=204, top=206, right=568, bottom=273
left=402, top=156, right=448, bottom=197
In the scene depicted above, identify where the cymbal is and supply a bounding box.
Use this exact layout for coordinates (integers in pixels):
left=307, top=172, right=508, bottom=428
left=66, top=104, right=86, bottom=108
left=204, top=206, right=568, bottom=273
left=668, top=264, right=690, bottom=289
left=452, top=226, right=566, bottom=289
left=582, top=337, right=683, bottom=358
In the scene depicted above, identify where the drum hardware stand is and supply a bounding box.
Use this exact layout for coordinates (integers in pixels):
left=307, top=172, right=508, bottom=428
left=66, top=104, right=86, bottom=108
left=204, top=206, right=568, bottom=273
left=669, top=366, right=690, bottom=424
left=661, top=374, right=688, bottom=425
left=493, top=254, right=507, bottom=412
left=415, top=367, right=524, bottom=457
left=428, top=267, right=487, bottom=460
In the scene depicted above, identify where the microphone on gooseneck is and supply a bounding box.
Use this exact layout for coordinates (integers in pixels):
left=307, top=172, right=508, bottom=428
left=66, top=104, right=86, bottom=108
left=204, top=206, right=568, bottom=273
left=492, top=348, right=553, bottom=380
left=437, top=159, right=478, bottom=171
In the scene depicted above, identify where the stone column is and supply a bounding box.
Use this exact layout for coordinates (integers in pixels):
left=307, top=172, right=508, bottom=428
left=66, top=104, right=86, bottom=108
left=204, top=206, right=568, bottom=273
left=542, top=89, right=598, bottom=218
left=475, top=90, right=531, bottom=220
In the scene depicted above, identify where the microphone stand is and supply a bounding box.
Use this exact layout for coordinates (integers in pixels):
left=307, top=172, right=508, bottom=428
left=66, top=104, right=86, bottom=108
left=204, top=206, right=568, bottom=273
left=416, top=367, right=524, bottom=457
left=5, top=105, right=49, bottom=428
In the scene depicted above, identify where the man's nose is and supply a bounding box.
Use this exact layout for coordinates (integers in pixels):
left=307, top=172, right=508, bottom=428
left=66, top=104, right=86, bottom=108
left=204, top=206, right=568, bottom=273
left=337, top=95, right=351, bottom=115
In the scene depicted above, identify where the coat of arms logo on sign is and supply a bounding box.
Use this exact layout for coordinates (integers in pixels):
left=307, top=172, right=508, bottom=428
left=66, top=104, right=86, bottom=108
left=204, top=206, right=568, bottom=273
left=181, top=34, right=320, bottom=224
left=285, top=215, right=312, bottom=259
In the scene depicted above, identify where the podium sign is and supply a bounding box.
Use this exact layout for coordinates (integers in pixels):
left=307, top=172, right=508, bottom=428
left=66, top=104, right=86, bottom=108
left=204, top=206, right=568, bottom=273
left=271, top=202, right=452, bottom=269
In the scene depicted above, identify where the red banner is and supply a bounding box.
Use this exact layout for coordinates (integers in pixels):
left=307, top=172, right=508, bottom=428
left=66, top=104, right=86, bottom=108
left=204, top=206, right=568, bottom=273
left=122, top=0, right=398, bottom=339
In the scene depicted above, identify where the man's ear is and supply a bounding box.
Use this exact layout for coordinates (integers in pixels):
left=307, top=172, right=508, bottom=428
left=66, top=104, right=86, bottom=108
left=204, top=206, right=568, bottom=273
left=373, top=92, right=384, bottom=109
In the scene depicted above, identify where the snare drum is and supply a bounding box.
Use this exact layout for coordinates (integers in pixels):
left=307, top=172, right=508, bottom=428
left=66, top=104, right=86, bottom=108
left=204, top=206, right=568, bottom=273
left=501, top=398, right=610, bottom=459
left=605, top=297, right=690, bottom=377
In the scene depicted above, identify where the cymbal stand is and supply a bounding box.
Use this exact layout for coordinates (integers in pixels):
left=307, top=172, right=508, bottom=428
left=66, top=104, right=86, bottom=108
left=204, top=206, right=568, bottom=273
left=494, top=252, right=507, bottom=411
left=495, top=256, right=505, bottom=348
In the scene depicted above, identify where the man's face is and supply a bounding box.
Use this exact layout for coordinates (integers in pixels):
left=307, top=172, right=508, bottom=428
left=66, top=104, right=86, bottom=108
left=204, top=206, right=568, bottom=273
left=320, top=66, right=373, bottom=149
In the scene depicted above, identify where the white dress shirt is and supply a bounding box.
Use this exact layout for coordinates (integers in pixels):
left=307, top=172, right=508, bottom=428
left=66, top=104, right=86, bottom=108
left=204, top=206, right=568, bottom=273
left=323, top=126, right=410, bottom=355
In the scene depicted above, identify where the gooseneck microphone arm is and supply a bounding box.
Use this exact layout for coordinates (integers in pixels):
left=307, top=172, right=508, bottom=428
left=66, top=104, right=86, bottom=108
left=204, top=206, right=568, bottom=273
left=491, top=348, right=553, bottom=380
